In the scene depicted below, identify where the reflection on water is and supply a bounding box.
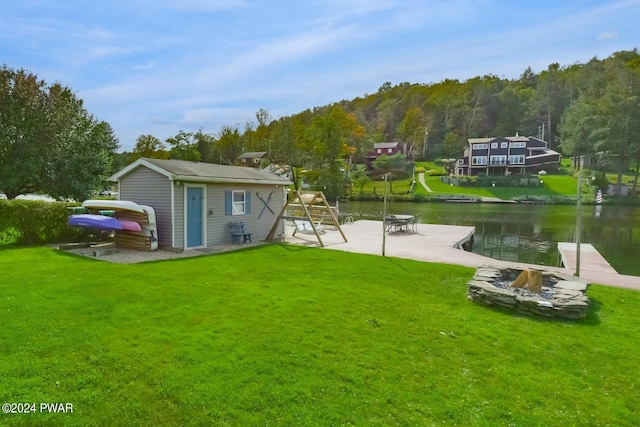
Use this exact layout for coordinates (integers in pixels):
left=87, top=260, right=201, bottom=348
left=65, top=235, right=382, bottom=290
left=337, top=201, right=640, bottom=276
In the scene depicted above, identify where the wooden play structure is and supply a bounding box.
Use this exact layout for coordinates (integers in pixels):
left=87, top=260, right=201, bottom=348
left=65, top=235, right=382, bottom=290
left=266, top=191, right=347, bottom=247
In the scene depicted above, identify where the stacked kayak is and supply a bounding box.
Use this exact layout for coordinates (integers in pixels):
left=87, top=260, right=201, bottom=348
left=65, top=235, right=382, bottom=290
left=68, top=214, right=125, bottom=231
left=68, top=200, right=158, bottom=251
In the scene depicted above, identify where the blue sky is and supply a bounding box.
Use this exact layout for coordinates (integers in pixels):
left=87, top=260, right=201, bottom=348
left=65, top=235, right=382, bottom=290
left=2, top=0, right=639, bottom=152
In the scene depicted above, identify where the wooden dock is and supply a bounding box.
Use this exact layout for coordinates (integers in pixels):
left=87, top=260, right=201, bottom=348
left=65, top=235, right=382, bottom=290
left=557, top=242, right=618, bottom=275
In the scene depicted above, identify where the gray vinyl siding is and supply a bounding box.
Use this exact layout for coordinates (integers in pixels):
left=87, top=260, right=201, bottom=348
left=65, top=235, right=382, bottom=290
left=119, top=167, right=174, bottom=249
left=205, top=184, right=286, bottom=245
left=117, top=163, right=287, bottom=250
left=173, top=186, right=185, bottom=249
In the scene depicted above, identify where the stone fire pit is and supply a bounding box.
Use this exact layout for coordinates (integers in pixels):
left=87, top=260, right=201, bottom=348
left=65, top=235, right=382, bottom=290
left=467, top=266, right=590, bottom=320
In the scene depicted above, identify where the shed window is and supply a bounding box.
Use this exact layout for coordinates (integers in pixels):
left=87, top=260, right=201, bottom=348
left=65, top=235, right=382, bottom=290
left=233, top=191, right=245, bottom=214
left=388, top=148, right=393, bottom=153
left=225, top=190, right=252, bottom=215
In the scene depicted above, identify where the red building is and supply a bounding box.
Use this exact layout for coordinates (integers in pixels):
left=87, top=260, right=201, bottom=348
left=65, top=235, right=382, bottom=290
left=364, top=142, right=412, bottom=171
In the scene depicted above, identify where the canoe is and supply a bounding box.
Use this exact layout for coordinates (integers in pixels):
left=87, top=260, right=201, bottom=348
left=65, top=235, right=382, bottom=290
left=139, top=205, right=156, bottom=225
left=82, top=200, right=145, bottom=214
left=68, top=214, right=123, bottom=231
left=135, top=205, right=158, bottom=250
left=119, top=219, right=142, bottom=232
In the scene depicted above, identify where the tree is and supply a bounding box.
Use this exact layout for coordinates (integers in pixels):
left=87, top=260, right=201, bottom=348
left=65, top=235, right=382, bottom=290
left=560, top=56, right=640, bottom=195
left=214, top=125, right=243, bottom=165
left=351, top=170, right=372, bottom=194
left=396, top=107, right=425, bottom=151
left=166, top=130, right=201, bottom=161
left=304, top=105, right=363, bottom=199
left=194, top=130, right=214, bottom=163
left=131, top=134, right=169, bottom=160
left=372, top=153, right=408, bottom=193
left=0, top=65, right=119, bottom=200
left=528, top=63, right=571, bottom=147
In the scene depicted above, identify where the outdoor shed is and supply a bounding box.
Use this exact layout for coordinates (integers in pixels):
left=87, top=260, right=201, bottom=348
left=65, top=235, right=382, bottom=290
left=109, top=158, right=292, bottom=251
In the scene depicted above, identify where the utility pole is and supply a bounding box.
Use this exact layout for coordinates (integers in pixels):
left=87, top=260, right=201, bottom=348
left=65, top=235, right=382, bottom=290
left=382, top=173, right=388, bottom=257
left=575, top=168, right=582, bottom=277
left=422, top=128, right=429, bottom=158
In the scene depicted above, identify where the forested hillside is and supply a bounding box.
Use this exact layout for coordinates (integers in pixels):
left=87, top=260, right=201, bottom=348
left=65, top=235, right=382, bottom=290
left=119, top=49, right=640, bottom=196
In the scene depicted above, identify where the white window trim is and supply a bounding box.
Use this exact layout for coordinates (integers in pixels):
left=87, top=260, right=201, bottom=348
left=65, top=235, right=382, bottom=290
left=509, top=155, right=525, bottom=165
left=490, top=155, right=507, bottom=165
left=490, top=142, right=498, bottom=149
left=501, top=142, right=508, bottom=148
left=232, top=190, right=246, bottom=215
left=472, top=143, right=488, bottom=150
left=472, top=156, right=488, bottom=165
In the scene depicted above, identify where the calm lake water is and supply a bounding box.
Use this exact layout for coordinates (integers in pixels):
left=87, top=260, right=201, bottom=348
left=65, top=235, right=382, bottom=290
left=337, top=201, right=640, bottom=276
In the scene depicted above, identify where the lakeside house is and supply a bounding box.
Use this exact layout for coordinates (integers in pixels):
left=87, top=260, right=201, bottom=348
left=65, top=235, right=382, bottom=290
left=455, top=135, right=561, bottom=176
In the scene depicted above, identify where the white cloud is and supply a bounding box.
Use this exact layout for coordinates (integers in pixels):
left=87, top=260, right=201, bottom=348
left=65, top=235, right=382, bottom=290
left=596, top=31, right=618, bottom=41
left=134, top=61, right=156, bottom=70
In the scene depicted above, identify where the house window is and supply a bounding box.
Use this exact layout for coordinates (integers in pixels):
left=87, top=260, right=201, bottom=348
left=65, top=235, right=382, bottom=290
left=457, top=159, right=464, bottom=165
left=490, top=155, right=507, bottom=165
left=510, top=142, right=526, bottom=148
left=472, top=156, right=487, bottom=165
left=501, top=142, right=508, bottom=148
left=490, top=143, right=498, bottom=149
left=232, top=190, right=246, bottom=215
left=377, top=149, right=382, bottom=154
left=388, top=148, right=393, bottom=153
left=472, top=144, right=488, bottom=150
left=509, top=155, right=525, bottom=164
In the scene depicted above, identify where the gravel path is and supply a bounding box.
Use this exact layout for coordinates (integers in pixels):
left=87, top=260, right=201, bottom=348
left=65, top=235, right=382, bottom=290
left=55, top=241, right=269, bottom=264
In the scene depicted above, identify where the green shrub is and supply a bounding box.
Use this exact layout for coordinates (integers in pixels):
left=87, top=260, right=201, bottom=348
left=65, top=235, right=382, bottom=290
left=0, top=200, right=83, bottom=245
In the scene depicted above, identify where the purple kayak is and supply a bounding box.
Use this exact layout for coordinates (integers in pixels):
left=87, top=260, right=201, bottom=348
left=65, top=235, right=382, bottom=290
left=68, top=214, right=123, bottom=231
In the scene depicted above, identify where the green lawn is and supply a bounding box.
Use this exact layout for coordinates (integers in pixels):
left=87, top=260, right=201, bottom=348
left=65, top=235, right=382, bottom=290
left=2, top=245, right=640, bottom=426
left=355, top=163, right=583, bottom=199
left=416, top=174, right=581, bottom=199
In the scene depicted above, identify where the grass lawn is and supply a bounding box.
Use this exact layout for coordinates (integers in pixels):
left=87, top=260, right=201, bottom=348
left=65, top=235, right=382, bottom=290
left=354, top=162, right=583, bottom=199
left=2, top=245, right=640, bottom=426
left=417, top=174, right=580, bottom=199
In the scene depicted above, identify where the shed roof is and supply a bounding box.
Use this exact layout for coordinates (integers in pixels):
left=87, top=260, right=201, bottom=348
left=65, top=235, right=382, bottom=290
left=109, top=158, right=292, bottom=185
left=238, top=151, right=269, bottom=159
left=373, top=142, right=401, bottom=149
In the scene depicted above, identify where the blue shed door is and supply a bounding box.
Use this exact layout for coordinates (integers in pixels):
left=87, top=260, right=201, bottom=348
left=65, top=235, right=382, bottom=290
left=186, top=187, right=203, bottom=247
